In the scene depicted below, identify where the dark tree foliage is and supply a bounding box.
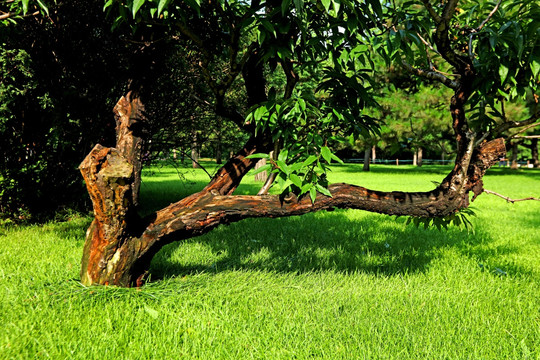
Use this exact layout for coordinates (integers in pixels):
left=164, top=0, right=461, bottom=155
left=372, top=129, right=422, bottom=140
left=0, top=0, right=132, bottom=217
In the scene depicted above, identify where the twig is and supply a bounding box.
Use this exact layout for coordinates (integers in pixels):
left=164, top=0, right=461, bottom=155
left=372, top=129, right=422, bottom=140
left=476, top=0, right=502, bottom=32
left=513, top=135, right=540, bottom=139
left=508, top=121, right=540, bottom=139
left=483, top=189, right=540, bottom=203
left=0, top=10, right=38, bottom=20
left=178, top=149, right=213, bottom=179
left=493, top=110, right=540, bottom=137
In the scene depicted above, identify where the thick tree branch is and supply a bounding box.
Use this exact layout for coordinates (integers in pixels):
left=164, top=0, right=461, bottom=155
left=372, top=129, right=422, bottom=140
left=201, top=132, right=274, bottom=196
left=136, top=138, right=505, bottom=273
left=422, top=0, right=471, bottom=73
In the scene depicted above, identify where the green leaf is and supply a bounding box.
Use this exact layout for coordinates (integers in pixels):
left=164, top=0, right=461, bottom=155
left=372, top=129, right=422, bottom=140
left=261, top=19, right=276, bottom=36
left=278, top=149, right=288, bottom=162
left=254, top=106, right=267, bottom=121
left=281, top=0, right=292, bottom=16
left=309, top=187, right=317, bottom=203
left=36, top=0, right=49, bottom=16
left=103, top=0, right=113, bottom=11
left=300, top=183, right=312, bottom=194
left=302, top=155, right=318, bottom=167
left=276, top=160, right=290, bottom=175
left=499, top=64, right=509, bottom=84
left=246, top=153, right=270, bottom=159
left=289, top=174, right=303, bottom=188
left=330, top=152, right=344, bottom=165
left=157, top=0, right=171, bottom=15
left=321, top=0, right=331, bottom=12
left=22, top=0, right=29, bottom=14
left=316, top=184, right=332, bottom=197
left=251, top=164, right=271, bottom=175
left=132, top=0, right=146, bottom=18
left=293, top=0, right=304, bottom=14
left=531, top=60, right=540, bottom=78
left=298, top=98, right=306, bottom=112
left=321, top=146, right=332, bottom=164
left=332, top=0, right=340, bottom=14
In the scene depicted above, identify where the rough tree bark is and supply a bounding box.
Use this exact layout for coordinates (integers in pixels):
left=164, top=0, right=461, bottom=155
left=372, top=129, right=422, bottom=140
left=79, top=91, right=506, bottom=286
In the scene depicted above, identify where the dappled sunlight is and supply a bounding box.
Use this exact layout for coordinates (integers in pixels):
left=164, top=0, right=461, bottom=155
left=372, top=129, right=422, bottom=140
left=149, top=208, right=536, bottom=281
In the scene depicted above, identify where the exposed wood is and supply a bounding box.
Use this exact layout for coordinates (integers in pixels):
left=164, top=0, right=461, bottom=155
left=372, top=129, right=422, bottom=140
left=113, top=92, right=145, bottom=207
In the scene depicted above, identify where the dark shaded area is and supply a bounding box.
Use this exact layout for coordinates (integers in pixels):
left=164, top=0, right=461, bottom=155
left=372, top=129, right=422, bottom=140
left=334, top=164, right=454, bottom=175
left=148, top=209, right=533, bottom=280
left=0, top=0, right=131, bottom=218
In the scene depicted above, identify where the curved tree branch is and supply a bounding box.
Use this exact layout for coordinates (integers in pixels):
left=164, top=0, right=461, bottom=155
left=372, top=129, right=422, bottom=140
left=494, top=111, right=540, bottom=137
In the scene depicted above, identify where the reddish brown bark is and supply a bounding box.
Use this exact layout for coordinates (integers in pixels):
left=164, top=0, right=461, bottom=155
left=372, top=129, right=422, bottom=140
left=79, top=91, right=505, bottom=287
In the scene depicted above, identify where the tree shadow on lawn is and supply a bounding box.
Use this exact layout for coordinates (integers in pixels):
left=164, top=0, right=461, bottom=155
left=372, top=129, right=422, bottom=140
left=333, top=164, right=453, bottom=175
left=484, top=167, right=540, bottom=179
left=149, top=209, right=532, bottom=281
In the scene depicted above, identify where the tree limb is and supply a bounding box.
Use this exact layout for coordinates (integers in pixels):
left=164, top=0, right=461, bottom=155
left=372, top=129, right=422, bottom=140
left=494, top=111, right=540, bottom=137
left=402, top=61, right=459, bottom=89
left=421, top=0, right=442, bottom=23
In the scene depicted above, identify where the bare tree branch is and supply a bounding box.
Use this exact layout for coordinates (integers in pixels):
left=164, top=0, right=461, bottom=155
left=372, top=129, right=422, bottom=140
left=483, top=189, right=540, bottom=203
left=508, top=121, right=540, bottom=139
left=494, top=111, right=540, bottom=137
left=0, top=10, right=38, bottom=20
left=476, top=0, right=502, bottom=31
left=422, top=0, right=471, bottom=73
left=514, top=135, right=540, bottom=139
left=402, top=61, right=459, bottom=89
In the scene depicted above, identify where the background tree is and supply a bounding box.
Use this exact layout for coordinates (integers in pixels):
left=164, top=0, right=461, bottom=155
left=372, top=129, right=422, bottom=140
left=0, top=0, right=135, bottom=216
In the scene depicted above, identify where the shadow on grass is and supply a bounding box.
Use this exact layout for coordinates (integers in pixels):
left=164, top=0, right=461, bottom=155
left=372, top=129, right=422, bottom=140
left=148, top=209, right=533, bottom=281
left=484, top=166, right=540, bottom=179
left=139, top=180, right=266, bottom=216
left=334, top=164, right=454, bottom=175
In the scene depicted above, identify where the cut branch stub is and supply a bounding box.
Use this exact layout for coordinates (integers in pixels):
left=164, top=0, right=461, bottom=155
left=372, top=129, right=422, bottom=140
left=79, top=144, right=136, bottom=285
left=467, top=138, right=506, bottom=200
left=114, top=93, right=145, bottom=206
left=80, top=144, right=134, bottom=222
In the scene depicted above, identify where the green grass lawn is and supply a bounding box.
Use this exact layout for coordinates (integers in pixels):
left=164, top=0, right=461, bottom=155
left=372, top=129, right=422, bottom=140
left=1, top=164, right=539, bottom=359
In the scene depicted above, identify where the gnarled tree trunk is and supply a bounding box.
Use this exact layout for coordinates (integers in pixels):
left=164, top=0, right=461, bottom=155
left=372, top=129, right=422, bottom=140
left=79, top=93, right=506, bottom=287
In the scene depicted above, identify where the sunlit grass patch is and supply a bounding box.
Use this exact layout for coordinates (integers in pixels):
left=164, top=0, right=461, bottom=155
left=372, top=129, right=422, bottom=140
left=1, top=163, right=539, bottom=359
